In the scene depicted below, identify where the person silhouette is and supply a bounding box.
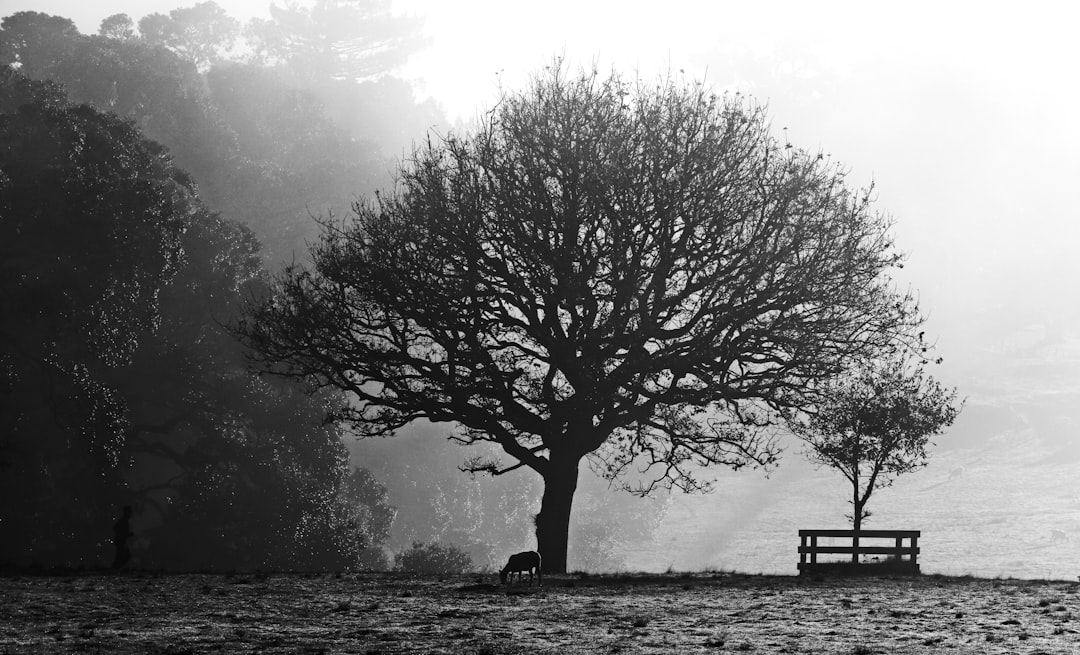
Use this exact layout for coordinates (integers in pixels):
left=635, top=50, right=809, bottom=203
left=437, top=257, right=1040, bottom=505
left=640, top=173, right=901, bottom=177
left=111, top=505, right=133, bottom=569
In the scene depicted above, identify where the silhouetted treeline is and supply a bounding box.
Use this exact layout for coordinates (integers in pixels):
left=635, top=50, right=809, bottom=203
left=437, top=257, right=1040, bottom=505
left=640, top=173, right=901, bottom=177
left=0, top=2, right=440, bottom=570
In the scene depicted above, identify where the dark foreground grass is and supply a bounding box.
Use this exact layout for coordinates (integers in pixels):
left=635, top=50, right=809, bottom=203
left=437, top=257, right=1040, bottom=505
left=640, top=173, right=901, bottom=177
left=2, top=570, right=1079, bottom=653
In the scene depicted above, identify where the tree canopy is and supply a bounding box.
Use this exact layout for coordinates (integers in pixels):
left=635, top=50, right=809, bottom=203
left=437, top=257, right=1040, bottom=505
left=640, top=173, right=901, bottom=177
left=241, top=63, right=928, bottom=572
left=0, top=8, right=436, bottom=265
left=0, top=69, right=190, bottom=564
left=0, top=5, right=445, bottom=570
left=0, top=64, right=394, bottom=570
left=245, top=0, right=426, bottom=82
left=98, top=14, right=135, bottom=41
left=138, top=1, right=239, bottom=71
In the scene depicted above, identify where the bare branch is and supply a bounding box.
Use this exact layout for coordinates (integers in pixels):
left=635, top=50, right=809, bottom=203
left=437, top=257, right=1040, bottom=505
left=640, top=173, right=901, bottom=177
left=237, top=62, right=940, bottom=568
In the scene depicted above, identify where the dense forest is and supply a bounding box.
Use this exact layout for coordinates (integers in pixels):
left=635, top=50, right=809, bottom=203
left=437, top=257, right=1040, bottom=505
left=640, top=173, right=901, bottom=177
left=0, top=2, right=409, bottom=571
left=0, top=2, right=668, bottom=572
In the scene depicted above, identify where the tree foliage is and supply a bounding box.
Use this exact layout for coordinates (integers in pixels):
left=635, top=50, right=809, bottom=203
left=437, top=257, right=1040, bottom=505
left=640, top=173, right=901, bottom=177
left=789, top=355, right=961, bottom=536
left=98, top=14, right=135, bottom=41
left=138, top=1, right=239, bottom=71
left=0, top=63, right=394, bottom=570
left=0, top=8, right=437, bottom=266
left=0, top=11, right=230, bottom=195
left=245, top=0, right=426, bottom=82
left=240, top=1, right=438, bottom=166
left=0, top=11, right=79, bottom=72
left=240, top=63, right=927, bottom=572
left=0, top=69, right=190, bottom=565
left=0, top=7, right=440, bottom=569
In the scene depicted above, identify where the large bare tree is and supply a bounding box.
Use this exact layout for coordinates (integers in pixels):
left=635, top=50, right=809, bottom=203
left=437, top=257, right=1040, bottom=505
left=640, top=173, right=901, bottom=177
left=239, top=64, right=926, bottom=572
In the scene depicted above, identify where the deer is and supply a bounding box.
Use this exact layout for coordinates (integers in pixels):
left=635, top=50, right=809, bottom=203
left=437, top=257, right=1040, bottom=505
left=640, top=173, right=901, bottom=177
left=500, top=550, right=542, bottom=586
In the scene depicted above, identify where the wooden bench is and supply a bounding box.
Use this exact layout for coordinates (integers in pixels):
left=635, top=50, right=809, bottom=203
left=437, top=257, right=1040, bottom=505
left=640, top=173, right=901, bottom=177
left=798, top=529, right=920, bottom=576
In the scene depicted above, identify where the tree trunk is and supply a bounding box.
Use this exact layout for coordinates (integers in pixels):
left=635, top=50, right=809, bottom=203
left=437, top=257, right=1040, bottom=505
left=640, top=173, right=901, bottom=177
left=852, top=486, right=863, bottom=564
left=535, top=449, right=580, bottom=575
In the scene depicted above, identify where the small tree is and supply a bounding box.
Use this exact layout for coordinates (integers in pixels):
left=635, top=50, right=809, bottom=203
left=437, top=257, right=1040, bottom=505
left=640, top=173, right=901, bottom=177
left=789, top=355, right=960, bottom=557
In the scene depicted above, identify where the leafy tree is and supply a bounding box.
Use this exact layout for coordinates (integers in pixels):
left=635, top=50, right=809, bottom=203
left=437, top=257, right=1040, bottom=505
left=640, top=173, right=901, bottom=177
left=0, top=62, right=386, bottom=570
left=789, top=356, right=960, bottom=550
left=95, top=160, right=383, bottom=572
left=136, top=376, right=378, bottom=571
left=245, top=0, right=426, bottom=82
left=339, top=467, right=397, bottom=569
left=240, top=1, right=440, bottom=180
left=0, top=10, right=437, bottom=266
left=138, top=1, right=239, bottom=71
left=0, top=69, right=190, bottom=565
left=0, top=11, right=79, bottom=73
left=98, top=14, right=135, bottom=41
left=0, top=10, right=414, bottom=570
left=240, top=63, right=927, bottom=572
left=134, top=238, right=396, bottom=569
left=0, top=12, right=235, bottom=205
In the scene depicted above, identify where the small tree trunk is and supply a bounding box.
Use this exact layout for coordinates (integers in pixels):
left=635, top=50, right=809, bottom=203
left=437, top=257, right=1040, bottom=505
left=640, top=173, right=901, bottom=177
left=852, top=486, right=862, bottom=563
left=535, top=449, right=580, bottom=575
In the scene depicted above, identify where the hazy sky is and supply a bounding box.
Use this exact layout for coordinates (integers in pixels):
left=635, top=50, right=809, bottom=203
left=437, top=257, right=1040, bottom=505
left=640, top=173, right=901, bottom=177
left=11, top=2, right=1077, bottom=123
left=4, top=0, right=1080, bottom=387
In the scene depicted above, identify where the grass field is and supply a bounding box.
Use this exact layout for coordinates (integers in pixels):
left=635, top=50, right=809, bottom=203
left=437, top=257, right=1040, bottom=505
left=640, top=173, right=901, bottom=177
left=2, top=570, right=1079, bottom=654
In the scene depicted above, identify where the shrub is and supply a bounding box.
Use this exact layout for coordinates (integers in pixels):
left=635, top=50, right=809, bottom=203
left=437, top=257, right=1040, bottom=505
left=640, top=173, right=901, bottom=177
left=394, top=541, right=472, bottom=574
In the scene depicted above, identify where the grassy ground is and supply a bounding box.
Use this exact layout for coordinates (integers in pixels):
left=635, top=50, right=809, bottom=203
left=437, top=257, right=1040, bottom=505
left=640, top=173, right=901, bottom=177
left=2, top=570, right=1079, bottom=654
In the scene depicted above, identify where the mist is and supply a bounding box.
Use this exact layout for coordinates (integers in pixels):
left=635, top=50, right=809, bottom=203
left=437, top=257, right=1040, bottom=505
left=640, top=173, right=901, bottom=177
left=1, top=1, right=1077, bottom=579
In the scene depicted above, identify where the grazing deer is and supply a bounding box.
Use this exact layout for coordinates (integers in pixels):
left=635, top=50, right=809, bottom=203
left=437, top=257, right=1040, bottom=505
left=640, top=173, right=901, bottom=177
left=948, top=466, right=965, bottom=481
left=500, top=550, right=542, bottom=586
left=1051, top=528, right=1068, bottom=544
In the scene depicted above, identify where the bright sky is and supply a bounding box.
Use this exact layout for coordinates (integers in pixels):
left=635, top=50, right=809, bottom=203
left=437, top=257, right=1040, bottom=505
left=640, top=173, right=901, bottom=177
left=4, top=0, right=1080, bottom=384
left=11, top=1, right=1074, bottom=122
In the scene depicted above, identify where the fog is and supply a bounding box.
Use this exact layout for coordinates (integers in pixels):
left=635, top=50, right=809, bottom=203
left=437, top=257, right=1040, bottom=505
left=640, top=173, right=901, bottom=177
left=40, top=0, right=1078, bottom=373
left=4, top=1, right=1079, bottom=577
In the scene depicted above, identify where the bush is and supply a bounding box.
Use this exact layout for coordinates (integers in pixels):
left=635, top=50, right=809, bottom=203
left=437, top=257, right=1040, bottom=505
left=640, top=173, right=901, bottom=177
left=394, top=541, right=472, bottom=574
